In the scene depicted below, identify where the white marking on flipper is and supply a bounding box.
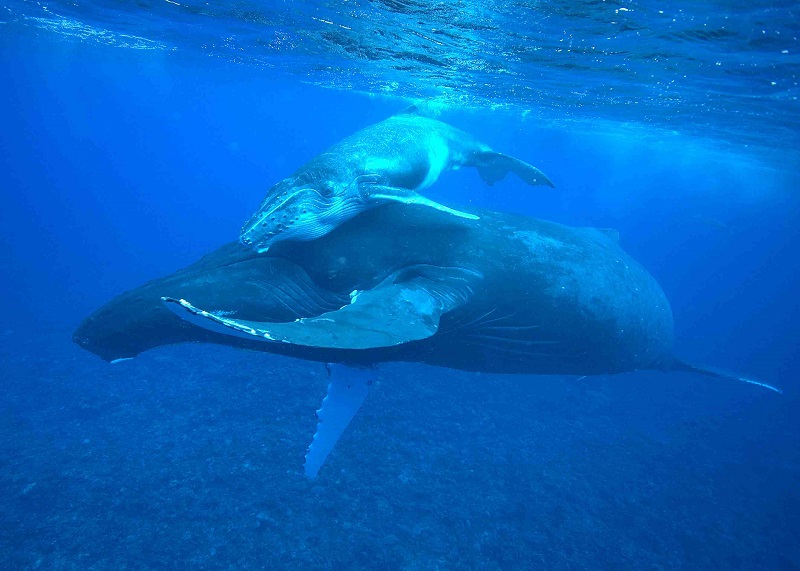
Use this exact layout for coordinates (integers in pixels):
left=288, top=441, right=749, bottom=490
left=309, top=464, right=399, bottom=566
left=304, top=364, right=375, bottom=478
left=161, top=297, right=277, bottom=342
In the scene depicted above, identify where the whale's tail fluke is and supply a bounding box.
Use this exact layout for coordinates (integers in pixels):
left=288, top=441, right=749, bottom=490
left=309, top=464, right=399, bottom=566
left=471, top=151, right=555, bottom=188
left=671, top=359, right=783, bottom=394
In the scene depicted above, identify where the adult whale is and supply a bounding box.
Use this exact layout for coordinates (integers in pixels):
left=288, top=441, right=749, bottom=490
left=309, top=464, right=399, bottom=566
left=239, top=106, right=554, bottom=252
left=74, top=205, right=780, bottom=477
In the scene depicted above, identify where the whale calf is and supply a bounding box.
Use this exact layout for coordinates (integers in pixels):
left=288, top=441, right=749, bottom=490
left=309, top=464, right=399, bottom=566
left=74, top=205, right=780, bottom=477
left=239, top=107, right=553, bottom=252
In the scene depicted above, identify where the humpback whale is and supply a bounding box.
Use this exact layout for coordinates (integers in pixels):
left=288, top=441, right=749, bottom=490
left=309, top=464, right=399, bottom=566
left=74, top=205, right=780, bottom=477
left=239, top=107, right=553, bottom=252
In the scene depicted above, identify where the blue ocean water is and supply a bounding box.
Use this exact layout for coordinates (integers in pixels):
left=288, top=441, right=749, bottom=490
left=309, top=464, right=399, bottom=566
left=1, top=1, right=799, bottom=569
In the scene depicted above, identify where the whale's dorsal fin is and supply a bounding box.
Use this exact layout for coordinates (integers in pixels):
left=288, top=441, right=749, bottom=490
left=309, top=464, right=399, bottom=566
left=161, top=266, right=481, bottom=350
left=396, top=104, right=421, bottom=116
left=593, top=227, right=620, bottom=242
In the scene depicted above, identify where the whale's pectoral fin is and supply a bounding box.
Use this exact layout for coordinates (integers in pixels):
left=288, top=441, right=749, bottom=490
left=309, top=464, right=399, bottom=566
left=364, top=184, right=479, bottom=220
left=161, top=266, right=480, bottom=350
left=305, top=363, right=375, bottom=478
left=471, top=151, right=555, bottom=188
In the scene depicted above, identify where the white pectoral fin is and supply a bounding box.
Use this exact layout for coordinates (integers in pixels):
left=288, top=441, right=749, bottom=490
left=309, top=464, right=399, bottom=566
left=160, top=264, right=479, bottom=350
left=366, top=185, right=479, bottom=220
left=304, top=363, right=375, bottom=478
left=162, top=285, right=437, bottom=350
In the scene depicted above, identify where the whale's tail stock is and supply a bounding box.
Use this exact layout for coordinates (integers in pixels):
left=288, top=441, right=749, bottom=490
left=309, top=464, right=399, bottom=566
left=670, top=359, right=783, bottom=394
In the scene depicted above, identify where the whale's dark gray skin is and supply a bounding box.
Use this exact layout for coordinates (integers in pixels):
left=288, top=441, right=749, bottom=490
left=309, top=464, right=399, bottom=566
left=74, top=205, right=780, bottom=476
left=76, top=205, right=673, bottom=374
left=76, top=203, right=781, bottom=385
left=239, top=107, right=554, bottom=253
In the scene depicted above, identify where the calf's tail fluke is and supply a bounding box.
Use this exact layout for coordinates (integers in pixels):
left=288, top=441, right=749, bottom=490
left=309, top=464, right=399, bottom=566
left=471, top=151, right=555, bottom=187
left=671, top=359, right=783, bottom=394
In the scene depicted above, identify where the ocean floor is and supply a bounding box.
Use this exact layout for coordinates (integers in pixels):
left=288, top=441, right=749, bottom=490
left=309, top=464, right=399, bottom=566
left=1, top=329, right=798, bottom=570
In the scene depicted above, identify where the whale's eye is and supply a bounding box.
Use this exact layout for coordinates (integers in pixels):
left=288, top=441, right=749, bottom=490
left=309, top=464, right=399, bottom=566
left=315, top=186, right=334, bottom=198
